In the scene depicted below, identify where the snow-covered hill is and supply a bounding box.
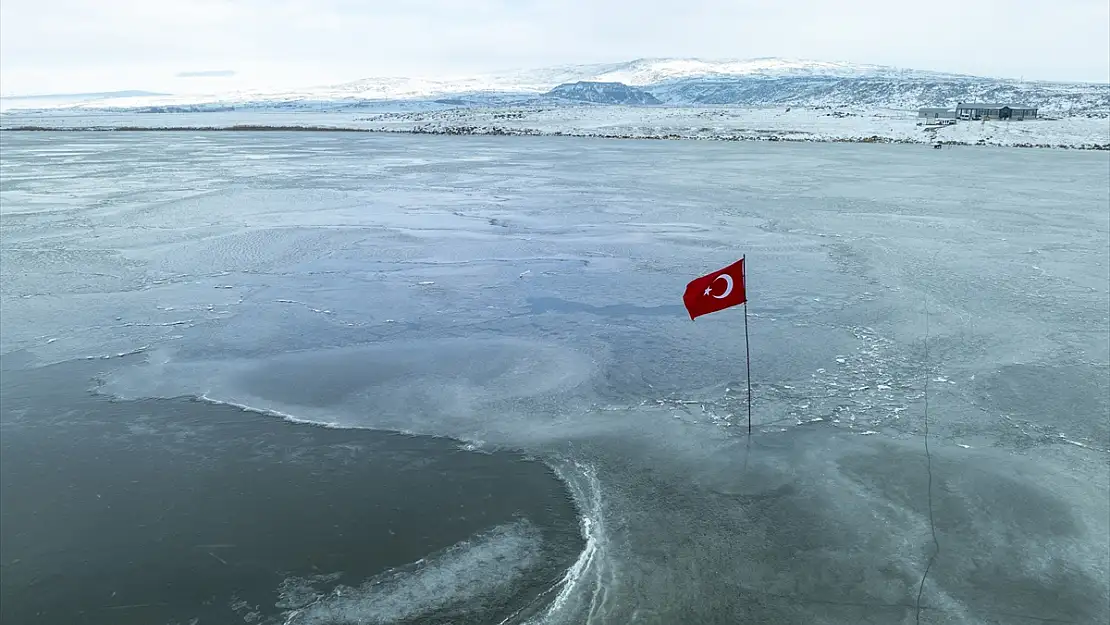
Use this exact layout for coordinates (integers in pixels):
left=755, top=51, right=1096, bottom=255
left=644, top=75, right=1110, bottom=113
left=2, top=58, right=1107, bottom=114
left=545, top=81, right=660, bottom=105
left=581, top=57, right=974, bottom=85
left=253, top=58, right=914, bottom=101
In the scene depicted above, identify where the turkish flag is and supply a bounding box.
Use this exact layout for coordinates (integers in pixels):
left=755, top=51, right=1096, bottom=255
left=683, top=258, right=747, bottom=320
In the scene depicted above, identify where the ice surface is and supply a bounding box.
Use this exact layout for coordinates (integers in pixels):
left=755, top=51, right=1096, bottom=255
left=278, top=521, right=543, bottom=624
left=2, top=132, right=1107, bottom=624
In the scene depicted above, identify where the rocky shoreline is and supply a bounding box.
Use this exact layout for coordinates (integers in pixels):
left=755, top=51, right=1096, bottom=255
left=3, top=123, right=1107, bottom=150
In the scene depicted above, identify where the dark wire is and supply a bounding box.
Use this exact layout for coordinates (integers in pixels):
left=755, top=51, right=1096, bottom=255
left=915, top=288, right=940, bottom=625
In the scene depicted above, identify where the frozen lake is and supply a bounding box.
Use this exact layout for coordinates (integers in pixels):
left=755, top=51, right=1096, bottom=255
left=1, top=131, right=1108, bottom=625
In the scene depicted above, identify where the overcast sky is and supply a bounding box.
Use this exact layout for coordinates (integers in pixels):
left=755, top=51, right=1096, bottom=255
left=2, top=0, right=1107, bottom=95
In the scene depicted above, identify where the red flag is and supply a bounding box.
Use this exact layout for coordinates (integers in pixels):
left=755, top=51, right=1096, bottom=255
left=683, top=258, right=747, bottom=320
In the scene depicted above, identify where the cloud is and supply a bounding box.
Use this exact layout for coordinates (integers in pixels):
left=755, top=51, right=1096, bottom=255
left=0, top=0, right=1106, bottom=94
left=176, top=70, right=237, bottom=78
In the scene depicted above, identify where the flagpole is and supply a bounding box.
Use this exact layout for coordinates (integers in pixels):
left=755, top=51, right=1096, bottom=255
left=743, top=256, right=752, bottom=435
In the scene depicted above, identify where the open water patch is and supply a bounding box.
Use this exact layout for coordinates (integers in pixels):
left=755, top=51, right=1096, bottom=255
left=0, top=358, right=584, bottom=625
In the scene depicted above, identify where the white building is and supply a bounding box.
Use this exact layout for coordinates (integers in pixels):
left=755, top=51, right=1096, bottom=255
left=918, top=108, right=956, bottom=124
left=955, top=103, right=1038, bottom=121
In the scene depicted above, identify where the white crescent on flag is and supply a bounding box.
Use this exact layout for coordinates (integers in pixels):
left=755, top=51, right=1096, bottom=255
left=712, top=274, right=734, bottom=299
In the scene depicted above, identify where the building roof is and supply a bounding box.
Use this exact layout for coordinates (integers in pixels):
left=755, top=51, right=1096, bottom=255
left=956, top=103, right=1037, bottom=110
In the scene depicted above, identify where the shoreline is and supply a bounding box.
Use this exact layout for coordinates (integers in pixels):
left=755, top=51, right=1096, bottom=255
left=3, top=124, right=1107, bottom=150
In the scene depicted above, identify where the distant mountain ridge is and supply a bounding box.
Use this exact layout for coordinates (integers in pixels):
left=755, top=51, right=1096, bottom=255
left=1, top=90, right=169, bottom=100
left=319, top=57, right=987, bottom=100
left=4, top=58, right=1108, bottom=114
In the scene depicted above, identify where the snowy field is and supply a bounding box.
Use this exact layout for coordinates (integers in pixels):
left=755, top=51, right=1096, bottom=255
left=1, top=132, right=1108, bottom=625
left=354, top=106, right=1110, bottom=149
left=3, top=105, right=1108, bottom=149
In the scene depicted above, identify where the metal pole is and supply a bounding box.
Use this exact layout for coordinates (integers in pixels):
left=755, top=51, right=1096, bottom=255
left=743, top=256, right=752, bottom=435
